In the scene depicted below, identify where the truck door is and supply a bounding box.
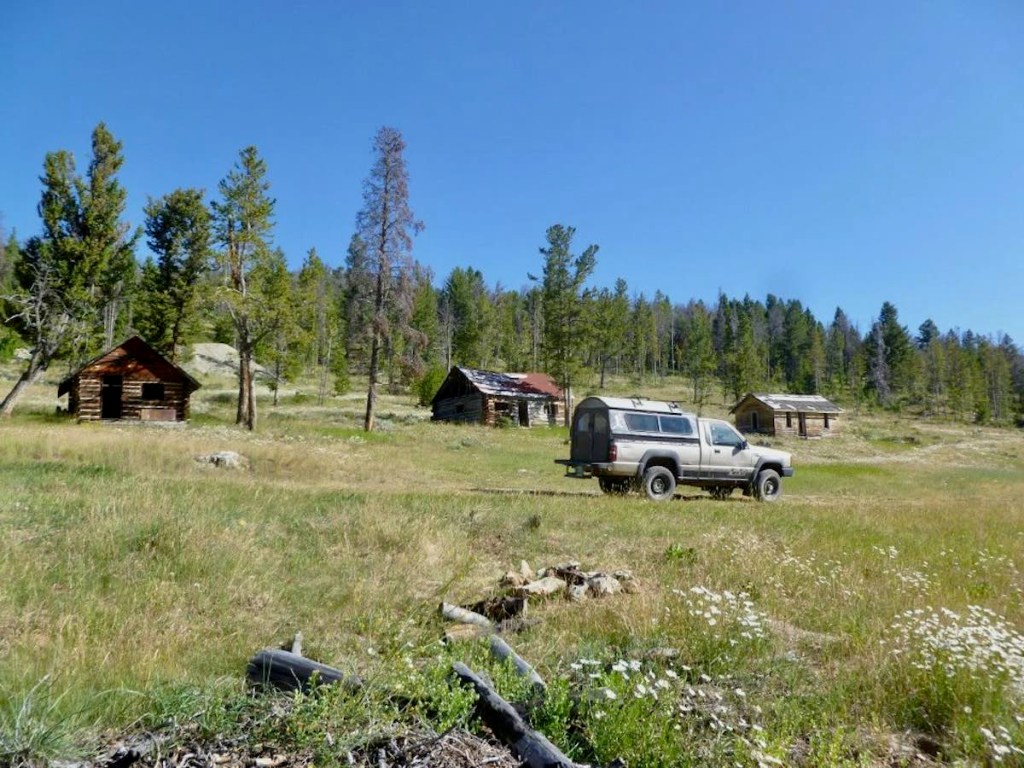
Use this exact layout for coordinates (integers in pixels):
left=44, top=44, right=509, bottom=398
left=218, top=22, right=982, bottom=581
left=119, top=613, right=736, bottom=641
left=701, top=421, right=755, bottom=481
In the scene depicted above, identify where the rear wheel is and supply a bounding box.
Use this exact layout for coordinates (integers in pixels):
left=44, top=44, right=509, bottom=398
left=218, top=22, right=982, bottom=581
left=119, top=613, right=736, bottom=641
left=598, top=477, right=633, bottom=495
left=642, top=466, right=676, bottom=502
left=754, top=469, right=782, bottom=502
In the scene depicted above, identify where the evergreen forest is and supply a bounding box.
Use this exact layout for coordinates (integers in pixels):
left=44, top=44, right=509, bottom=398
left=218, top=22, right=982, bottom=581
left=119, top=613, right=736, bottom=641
left=2, top=123, right=1022, bottom=428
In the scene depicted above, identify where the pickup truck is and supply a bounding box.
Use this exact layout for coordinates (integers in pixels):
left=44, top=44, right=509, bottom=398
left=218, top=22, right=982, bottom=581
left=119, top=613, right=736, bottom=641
left=555, top=396, right=794, bottom=502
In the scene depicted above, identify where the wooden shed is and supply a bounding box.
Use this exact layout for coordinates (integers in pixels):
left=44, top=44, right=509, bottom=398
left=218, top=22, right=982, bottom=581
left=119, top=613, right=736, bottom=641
left=430, top=367, right=564, bottom=427
left=58, top=336, right=200, bottom=422
left=730, top=393, right=843, bottom=438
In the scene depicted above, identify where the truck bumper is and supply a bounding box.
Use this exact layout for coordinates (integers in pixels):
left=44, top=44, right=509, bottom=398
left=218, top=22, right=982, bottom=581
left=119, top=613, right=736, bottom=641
left=782, top=467, right=795, bottom=477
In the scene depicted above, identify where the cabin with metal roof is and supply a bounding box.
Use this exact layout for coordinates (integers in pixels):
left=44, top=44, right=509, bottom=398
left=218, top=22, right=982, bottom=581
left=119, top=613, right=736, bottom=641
left=58, top=336, right=201, bottom=422
left=730, top=393, right=843, bottom=438
left=430, top=366, right=564, bottom=427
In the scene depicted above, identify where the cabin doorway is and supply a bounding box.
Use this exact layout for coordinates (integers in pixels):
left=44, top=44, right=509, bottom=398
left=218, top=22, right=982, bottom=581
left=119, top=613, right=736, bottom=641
left=101, top=375, right=123, bottom=419
left=518, top=401, right=530, bottom=427
left=798, top=413, right=807, bottom=438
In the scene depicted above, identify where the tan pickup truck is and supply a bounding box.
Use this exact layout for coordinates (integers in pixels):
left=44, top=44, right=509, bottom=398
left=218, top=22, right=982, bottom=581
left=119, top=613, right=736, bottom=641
left=555, top=396, right=794, bottom=502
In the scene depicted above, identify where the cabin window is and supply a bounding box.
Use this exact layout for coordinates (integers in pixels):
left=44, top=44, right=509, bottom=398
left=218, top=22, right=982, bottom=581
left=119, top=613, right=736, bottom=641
left=494, top=401, right=511, bottom=413
left=659, top=415, right=693, bottom=435
left=142, top=382, right=165, bottom=400
left=786, top=412, right=792, bottom=428
left=624, top=413, right=660, bottom=432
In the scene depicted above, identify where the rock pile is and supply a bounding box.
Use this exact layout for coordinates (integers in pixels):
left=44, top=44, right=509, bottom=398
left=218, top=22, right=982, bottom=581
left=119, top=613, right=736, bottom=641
left=500, top=560, right=638, bottom=602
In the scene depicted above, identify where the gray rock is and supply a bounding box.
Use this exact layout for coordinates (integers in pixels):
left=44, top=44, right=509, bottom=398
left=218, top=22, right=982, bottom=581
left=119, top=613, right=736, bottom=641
left=195, top=451, right=249, bottom=469
left=519, top=576, right=567, bottom=598
left=587, top=574, right=623, bottom=597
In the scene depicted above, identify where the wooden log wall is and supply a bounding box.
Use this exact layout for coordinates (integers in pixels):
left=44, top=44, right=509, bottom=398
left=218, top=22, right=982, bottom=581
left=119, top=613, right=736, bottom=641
left=73, top=374, right=190, bottom=421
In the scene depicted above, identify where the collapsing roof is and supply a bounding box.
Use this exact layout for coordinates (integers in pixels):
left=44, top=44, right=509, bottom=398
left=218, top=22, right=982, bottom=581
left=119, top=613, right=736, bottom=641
left=431, top=367, right=562, bottom=404
left=730, top=393, right=843, bottom=414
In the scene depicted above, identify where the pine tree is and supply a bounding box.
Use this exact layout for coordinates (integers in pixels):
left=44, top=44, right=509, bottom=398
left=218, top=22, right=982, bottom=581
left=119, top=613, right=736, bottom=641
left=535, top=225, right=597, bottom=422
left=296, top=248, right=342, bottom=404
left=443, top=266, right=489, bottom=367
left=2, top=126, right=137, bottom=417
left=210, top=146, right=277, bottom=430
left=81, top=124, right=139, bottom=350
left=137, top=188, right=211, bottom=359
left=249, top=249, right=294, bottom=406
left=355, top=127, right=422, bottom=432
left=680, top=301, right=716, bottom=413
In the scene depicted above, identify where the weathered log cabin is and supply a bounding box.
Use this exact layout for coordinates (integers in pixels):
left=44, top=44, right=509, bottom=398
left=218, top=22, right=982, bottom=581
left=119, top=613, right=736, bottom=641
left=731, top=393, right=843, bottom=438
left=58, top=336, right=201, bottom=422
left=431, top=367, right=564, bottom=427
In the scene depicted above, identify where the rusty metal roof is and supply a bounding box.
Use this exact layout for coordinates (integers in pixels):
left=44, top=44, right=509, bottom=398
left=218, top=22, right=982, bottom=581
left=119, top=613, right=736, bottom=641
left=458, top=367, right=561, bottom=399
left=730, top=393, right=843, bottom=414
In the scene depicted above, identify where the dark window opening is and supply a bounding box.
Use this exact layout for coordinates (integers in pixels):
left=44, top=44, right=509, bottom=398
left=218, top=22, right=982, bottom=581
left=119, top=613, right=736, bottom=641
left=142, top=382, right=165, bottom=400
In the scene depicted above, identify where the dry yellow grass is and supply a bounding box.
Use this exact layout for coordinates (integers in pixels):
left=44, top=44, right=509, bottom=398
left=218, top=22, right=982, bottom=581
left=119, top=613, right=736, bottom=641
left=2, top=369, right=1023, bottom=764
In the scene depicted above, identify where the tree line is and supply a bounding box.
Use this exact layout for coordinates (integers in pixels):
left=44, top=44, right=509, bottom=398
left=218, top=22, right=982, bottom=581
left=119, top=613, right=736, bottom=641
left=2, top=123, right=1022, bottom=428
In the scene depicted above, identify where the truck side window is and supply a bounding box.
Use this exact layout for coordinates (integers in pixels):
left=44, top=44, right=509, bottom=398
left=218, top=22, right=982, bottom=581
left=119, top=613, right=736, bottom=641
left=710, top=423, right=742, bottom=447
left=659, top=416, right=693, bottom=435
left=625, top=413, right=660, bottom=432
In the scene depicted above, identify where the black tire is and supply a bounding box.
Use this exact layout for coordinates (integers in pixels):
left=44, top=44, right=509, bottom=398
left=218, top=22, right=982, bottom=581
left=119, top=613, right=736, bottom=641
left=642, top=466, right=676, bottom=502
left=709, top=486, right=734, bottom=500
left=754, top=468, right=782, bottom=502
left=598, top=477, right=633, bottom=495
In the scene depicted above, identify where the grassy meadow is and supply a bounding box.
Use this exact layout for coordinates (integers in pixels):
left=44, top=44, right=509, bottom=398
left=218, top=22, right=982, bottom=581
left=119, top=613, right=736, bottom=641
left=1, top=370, right=1023, bottom=766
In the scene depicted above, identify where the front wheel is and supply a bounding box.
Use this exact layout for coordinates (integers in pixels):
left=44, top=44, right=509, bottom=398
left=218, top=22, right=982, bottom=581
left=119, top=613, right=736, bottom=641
left=754, top=469, right=782, bottom=502
left=642, top=466, right=676, bottom=502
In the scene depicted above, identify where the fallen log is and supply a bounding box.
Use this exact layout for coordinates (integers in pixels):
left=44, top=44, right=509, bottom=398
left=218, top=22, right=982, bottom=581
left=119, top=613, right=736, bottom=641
left=451, top=662, right=575, bottom=768
left=488, top=635, right=546, bottom=693
left=247, top=649, right=361, bottom=693
left=440, top=601, right=495, bottom=631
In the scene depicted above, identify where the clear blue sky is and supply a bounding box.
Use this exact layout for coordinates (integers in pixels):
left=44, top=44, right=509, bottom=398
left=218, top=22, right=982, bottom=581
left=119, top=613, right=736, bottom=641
left=3, top=2, right=1023, bottom=342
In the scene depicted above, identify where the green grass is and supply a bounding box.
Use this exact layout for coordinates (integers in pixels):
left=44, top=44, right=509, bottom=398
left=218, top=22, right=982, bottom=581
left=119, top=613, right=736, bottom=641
left=1, top=373, right=1024, bottom=765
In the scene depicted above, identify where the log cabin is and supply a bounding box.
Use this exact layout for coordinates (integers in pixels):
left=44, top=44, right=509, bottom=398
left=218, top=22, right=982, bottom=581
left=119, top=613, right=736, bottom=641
left=58, top=336, right=200, bottom=422
left=730, top=392, right=843, bottom=438
left=431, top=367, right=564, bottom=427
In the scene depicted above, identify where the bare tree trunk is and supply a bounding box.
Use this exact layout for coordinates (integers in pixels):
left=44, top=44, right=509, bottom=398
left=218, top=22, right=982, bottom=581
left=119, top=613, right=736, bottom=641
left=236, top=350, right=249, bottom=425
left=364, top=269, right=386, bottom=432
left=0, top=352, right=48, bottom=419
left=364, top=330, right=380, bottom=432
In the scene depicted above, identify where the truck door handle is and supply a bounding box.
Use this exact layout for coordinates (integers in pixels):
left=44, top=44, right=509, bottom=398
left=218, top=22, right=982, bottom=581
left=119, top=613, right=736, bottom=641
left=713, top=449, right=721, bottom=454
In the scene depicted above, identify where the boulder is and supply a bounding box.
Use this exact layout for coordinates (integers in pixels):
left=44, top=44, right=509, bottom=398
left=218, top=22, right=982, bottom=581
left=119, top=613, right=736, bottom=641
left=518, top=576, right=567, bottom=598
left=587, top=574, right=623, bottom=597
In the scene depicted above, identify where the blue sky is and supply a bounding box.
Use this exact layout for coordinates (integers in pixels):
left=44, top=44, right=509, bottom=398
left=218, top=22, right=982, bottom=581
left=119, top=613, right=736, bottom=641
left=3, top=2, right=1023, bottom=342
